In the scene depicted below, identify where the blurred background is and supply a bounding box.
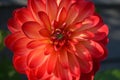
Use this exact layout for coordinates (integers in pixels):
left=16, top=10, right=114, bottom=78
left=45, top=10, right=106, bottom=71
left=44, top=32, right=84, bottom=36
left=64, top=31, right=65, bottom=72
left=0, top=0, right=120, bottom=80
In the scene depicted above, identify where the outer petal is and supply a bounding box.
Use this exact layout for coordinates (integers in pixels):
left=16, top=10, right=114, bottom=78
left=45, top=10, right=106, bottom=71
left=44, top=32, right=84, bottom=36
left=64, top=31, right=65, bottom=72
left=13, top=37, right=31, bottom=56
left=27, top=47, right=48, bottom=68
left=35, top=60, right=48, bottom=79
left=71, top=30, right=94, bottom=40
left=80, top=60, right=100, bottom=80
left=68, top=53, right=80, bottom=77
left=83, top=40, right=104, bottom=59
left=8, top=18, right=21, bottom=33
left=93, top=24, right=109, bottom=41
left=13, top=55, right=27, bottom=74
left=80, top=71, right=94, bottom=80
left=75, top=44, right=92, bottom=73
left=4, top=32, right=25, bottom=50
left=77, top=15, right=100, bottom=31
left=54, top=62, right=72, bottom=80
left=73, top=2, right=94, bottom=23
left=22, top=21, right=42, bottom=39
left=97, top=43, right=108, bottom=61
left=26, top=69, right=38, bottom=80
left=14, top=8, right=35, bottom=25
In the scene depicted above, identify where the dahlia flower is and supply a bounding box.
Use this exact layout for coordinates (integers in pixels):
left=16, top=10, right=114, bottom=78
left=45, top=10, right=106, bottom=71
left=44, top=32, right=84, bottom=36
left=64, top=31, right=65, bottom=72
left=5, top=0, right=109, bottom=80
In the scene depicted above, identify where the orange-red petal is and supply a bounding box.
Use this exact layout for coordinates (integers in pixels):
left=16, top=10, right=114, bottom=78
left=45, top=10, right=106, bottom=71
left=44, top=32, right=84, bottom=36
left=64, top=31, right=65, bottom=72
left=5, top=32, right=25, bottom=50
left=14, top=8, right=34, bottom=24
left=84, top=40, right=104, bottom=59
left=75, top=44, right=93, bottom=73
left=66, top=3, right=79, bottom=24
left=13, top=55, right=27, bottom=74
left=73, top=2, right=94, bottom=23
left=57, top=7, right=67, bottom=25
left=68, top=53, right=80, bottom=77
left=13, top=37, right=31, bottom=55
left=46, top=0, right=58, bottom=21
left=93, top=24, right=109, bottom=41
left=22, top=21, right=42, bottom=39
left=8, top=18, right=21, bottom=33
left=27, top=47, right=48, bottom=68
left=27, top=39, right=49, bottom=49
left=47, top=51, right=57, bottom=74
left=38, top=12, right=51, bottom=31
left=39, top=28, right=50, bottom=37
left=35, top=60, right=47, bottom=79
left=59, top=49, right=69, bottom=68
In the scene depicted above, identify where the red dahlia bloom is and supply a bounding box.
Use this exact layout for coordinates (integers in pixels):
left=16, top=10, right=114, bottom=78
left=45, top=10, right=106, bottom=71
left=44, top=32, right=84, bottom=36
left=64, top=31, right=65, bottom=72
left=5, top=0, right=109, bottom=80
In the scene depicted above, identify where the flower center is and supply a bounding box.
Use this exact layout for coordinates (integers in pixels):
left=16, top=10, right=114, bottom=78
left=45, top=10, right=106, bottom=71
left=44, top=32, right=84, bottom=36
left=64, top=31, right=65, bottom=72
left=52, top=29, right=64, bottom=40
left=51, top=28, right=72, bottom=51
left=56, top=34, right=63, bottom=40
left=51, top=29, right=66, bottom=50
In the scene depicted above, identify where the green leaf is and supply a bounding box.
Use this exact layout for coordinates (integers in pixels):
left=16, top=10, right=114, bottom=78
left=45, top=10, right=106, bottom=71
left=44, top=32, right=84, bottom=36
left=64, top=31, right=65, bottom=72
left=95, top=69, right=120, bottom=80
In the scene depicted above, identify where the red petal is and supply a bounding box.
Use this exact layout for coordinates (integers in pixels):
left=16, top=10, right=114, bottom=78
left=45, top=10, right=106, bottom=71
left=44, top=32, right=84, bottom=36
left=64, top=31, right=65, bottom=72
left=73, top=2, right=94, bottom=23
left=101, top=37, right=109, bottom=46
left=57, top=7, right=67, bottom=25
left=27, top=47, right=48, bottom=68
left=13, top=55, right=27, bottom=74
left=38, top=12, right=51, bottom=31
left=44, top=44, right=54, bottom=55
left=26, top=69, right=37, bottom=80
left=36, top=60, right=47, bottom=79
left=47, top=51, right=57, bottom=74
left=97, top=43, right=108, bottom=61
left=27, top=39, right=49, bottom=49
left=14, top=8, right=34, bottom=24
left=66, top=42, right=76, bottom=54
left=84, top=40, right=104, bottom=59
left=28, top=0, right=46, bottom=22
left=68, top=53, right=80, bottom=77
left=72, top=30, right=94, bottom=40
left=39, top=28, right=50, bottom=37
left=8, top=18, right=21, bottom=33
left=75, top=44, right=93, bottom=73
left=22, top=21, right=42, bottom=39
left=82, top=16, right=99, bottom=27
left=66, top=3, right=79, bottom=24
left=13, top=37, right=31, bottom=55
left=59, top=0, right=75, bottom=11
left=5, top=32, right=24, bottom=50
left=54, top=62, right=72, bottom=80
left=77, top=16, right=100, bottom=31
left=56, top=0, right=61, bottom=5
left=80, top=71, right=94, bottom=80
left=29, top=0, right=46, bottom=13
left=93, top=24, right=109, bottom=41
left=46, top=0, right=58, bottom=21
left=80, top=31, right=95, bottom=39
left=59, top=49, right=69, bottom=68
